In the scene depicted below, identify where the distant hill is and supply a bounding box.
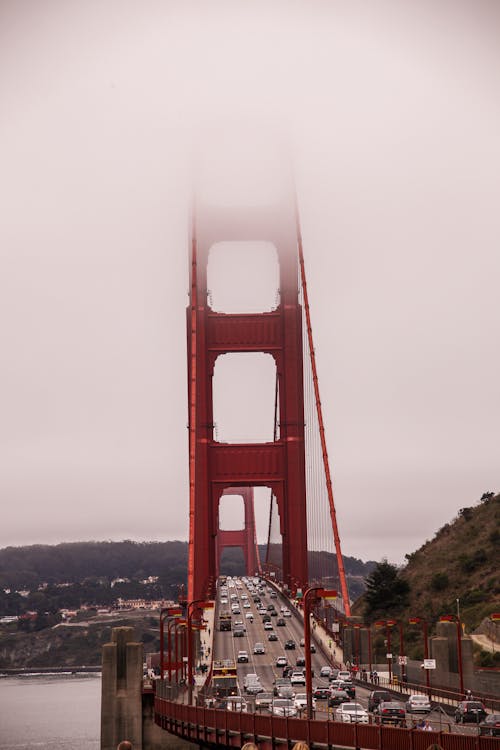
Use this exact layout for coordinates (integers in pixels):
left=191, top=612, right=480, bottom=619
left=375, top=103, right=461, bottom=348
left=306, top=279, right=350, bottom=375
left=0, top=540, right=375, bottom=613
left=351, top=491, right=500, bottom=665
left=400, top=491, right=499, bottom=630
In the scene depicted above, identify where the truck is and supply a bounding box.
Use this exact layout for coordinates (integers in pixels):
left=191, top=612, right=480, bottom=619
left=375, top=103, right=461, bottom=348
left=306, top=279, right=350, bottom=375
left=212, top=659, right=238, bottom=698
left=219, top=612, right=232, bottom=631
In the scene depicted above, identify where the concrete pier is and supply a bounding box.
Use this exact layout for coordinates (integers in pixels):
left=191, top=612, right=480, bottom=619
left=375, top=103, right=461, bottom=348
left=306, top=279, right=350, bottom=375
left=101, top=626, right=195, bottom=750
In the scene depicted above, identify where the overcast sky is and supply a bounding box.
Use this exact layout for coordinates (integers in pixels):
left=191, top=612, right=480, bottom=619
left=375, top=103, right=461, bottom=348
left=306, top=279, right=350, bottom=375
left=1, top=0, right=499, bottom=566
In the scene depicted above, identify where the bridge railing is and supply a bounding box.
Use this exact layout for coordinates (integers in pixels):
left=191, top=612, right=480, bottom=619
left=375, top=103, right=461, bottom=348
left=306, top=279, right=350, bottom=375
left=155, top=696, right=493, bottom=750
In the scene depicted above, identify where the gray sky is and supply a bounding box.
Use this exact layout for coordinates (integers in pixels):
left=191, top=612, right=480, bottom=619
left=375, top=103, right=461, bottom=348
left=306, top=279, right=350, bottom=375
left=1, top=0, right=499, bottom=565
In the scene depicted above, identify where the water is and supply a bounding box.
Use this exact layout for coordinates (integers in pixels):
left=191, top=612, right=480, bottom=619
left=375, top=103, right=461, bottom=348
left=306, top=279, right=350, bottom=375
left=0, top=673, right=101, bottom=750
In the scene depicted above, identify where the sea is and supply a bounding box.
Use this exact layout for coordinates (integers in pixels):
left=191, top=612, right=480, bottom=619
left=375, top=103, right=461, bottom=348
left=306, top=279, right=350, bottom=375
left=0, top=672, right=101, bottom=750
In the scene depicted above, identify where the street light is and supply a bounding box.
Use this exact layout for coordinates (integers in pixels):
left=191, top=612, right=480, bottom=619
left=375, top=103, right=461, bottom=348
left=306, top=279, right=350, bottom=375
left=160, top=605, right=183, bottom=680
left=408, top=617, right=431, bottom=696
left=304, top=587, right=337, bottom=719
left=187, top=599, right=213, bottom=705
left=439, top=614, right=464, bottom=696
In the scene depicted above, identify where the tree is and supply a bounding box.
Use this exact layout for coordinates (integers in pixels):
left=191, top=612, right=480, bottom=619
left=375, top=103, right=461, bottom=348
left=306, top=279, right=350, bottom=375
left=364, top=559, right=410, bottom=618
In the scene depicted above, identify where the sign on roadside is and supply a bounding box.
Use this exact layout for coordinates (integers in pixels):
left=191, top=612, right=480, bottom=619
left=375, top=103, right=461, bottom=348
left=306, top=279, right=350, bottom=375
left=423, top=659, right=436, bottom=669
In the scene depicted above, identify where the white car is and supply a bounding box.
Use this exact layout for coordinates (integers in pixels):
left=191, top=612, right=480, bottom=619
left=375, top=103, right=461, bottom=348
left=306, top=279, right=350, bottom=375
left=290, top=670, right=306, bottom=686
left=320, top=666, right=333, bottom=678
left=294, top=693, right=317, bottom=711
left=243, top=602, right=251, bottom=608
left=337, top=670, right=352, bottom=682
left=237, top=650, right=249, bottom=663
left=335, top=703, right=369, bottom=723
left=270, top=699, right=297, bottom=717
left=264, top=621, right=273, bottom=630
left=283, top=609, right=292, bottom=617
left=406, top=694, right=431, bottom=714
left=245, top=612, right=254, bottom=619
left=253, top=642, right=265, bottom=654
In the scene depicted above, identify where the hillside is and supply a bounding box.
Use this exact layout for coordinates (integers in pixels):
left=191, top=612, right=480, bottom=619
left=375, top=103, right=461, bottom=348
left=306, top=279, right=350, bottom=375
left=352, top=491, right=499, bottom=666
left=401, top=491, right=499, bottom=628
left=0, top=540, right=374, bottom=616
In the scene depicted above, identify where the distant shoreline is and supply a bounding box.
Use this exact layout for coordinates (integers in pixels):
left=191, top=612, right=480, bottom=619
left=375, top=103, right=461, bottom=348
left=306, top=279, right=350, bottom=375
left=0, top=666, right=102, bottom=676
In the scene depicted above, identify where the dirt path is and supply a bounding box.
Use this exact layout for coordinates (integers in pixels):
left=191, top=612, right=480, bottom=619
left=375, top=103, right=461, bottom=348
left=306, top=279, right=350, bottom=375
left=470, top=633, right=497, bottom=652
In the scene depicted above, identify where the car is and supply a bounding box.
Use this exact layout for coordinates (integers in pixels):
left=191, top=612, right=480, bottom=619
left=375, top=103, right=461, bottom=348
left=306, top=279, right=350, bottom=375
left=290, top=670, right=306, bottom=686
left=313, top=687, right=330, bottom=700
left=262, top=615, right=271, bottom=623
left=253, top=642, right=265, bottom=654
left=455, top=701, right=487, bottom=724
left=264, top=621, right=273, bottom=630
left=277, top=685, right=296, bottom=700
left=233, top=628, right=245, bottom=638
left=328, top=690, right=351, bottom=708
left=374, top=701, right=406, bottom=726
left=270, top=699, right=297, bottom=717
left=336, top=681, right=356, bottom=699
left=320, top=666, right=333, bottom=678
left=276, top=656, right=288, bottom=668
left=267, top=604, right=275, bottom=611
left=479, top=713, right=500, bottom=736
left=255, top=692, right=273, bottom=711
left=337, top=670, right=352, bottom=682
left=296, top=657, right=305, bottom=667
left=234, top=619, right=245, bottom=629
left=406, top=694, right=431, bottom=714
left=368, top=690, right=392, bottom=712
left=221, top=695, right=247, bottom=712
left=243, top=602, right=251, bottom=608
left=268, top=632, right=278, bottom=641
left=237, top=650, right=249, bottom=663
left=273, top=678, right=292, bottom=696
left=276, top=618, right=286, bottom=626
left=299, top=637, right=305, bottom=646
left=245, top=612, right=254, bottom=620
left=283, top=665, right=294, bottom=678
left=231, top=607, right=241, bottom=614
left=258, top=607, right=267, bottom=615
left=284, top=640, right=296, bottom=650
left=283, top=609, right=292, bottom=617
left=310, top=644, right=316, bottom=653
left=270, top=609, right=278, bottom=616
left=335, top=702, right=370, bottom=723
left=294, top=693, right=316, bottom=712
left=245, top=681, right=264, bottom=695
left=270, top=591, right=277, bottom=598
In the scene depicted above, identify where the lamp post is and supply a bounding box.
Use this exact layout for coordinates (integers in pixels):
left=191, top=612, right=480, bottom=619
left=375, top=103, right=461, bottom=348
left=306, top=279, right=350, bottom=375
left=374, top=620, right=392, bottom=683
left=160, top=605, right=183, bottom=680
left=159, top=608, right=170, bottom=680
left=408, top=617, right=430, bottom=696
left=187, top=599, right=213, bottom=705
left=304, top=587, right=337, bottom=719
left=171, top=618, right=187, bottom=684
left=440, top=614, right=464, bottom=696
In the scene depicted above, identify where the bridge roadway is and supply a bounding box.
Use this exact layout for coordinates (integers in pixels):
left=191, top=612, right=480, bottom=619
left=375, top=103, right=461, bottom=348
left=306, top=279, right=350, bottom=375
left=209, top=576, right=485, bottom=736
left=155, top=576, right=493, bottom=750
left=213, top=576, right=326, bottom=703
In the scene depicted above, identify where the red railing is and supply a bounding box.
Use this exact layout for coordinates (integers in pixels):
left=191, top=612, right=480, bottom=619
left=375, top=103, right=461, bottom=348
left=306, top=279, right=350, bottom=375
left=155, top=697, right=494, bottom=750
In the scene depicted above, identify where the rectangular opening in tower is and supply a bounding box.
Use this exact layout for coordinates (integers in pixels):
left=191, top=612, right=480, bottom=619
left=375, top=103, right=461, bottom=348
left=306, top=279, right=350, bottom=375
left=212, top=352, right=278, bottom=443
left=207, top=241, right=279, bottom=313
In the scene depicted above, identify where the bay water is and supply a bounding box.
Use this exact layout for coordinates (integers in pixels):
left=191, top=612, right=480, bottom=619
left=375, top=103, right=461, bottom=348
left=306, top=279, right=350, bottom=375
left=0, top=673, right=101, bottom=750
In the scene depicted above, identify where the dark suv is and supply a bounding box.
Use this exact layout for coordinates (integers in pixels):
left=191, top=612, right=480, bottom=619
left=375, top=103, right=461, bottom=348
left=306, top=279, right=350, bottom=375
left=368, top=690, right=392, bottom=712
left=455, top=701, right=487, bottom=724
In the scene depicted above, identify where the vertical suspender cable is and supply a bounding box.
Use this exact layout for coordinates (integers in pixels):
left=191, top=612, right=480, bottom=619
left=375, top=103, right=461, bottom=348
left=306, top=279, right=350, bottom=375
left=187, top=208, right=198, bottom=602
left=295, top=205, right=352, bottom=617
left=265, top=371, right=280, bottom=568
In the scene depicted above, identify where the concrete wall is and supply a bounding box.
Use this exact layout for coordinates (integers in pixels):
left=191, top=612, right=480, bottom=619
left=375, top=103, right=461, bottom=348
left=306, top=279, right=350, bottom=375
left=101, top=626, right=197, bottom=750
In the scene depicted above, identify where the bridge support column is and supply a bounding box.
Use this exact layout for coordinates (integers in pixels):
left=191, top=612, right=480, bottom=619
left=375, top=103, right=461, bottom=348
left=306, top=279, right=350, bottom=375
left=101, top=627, right=144, bottom=750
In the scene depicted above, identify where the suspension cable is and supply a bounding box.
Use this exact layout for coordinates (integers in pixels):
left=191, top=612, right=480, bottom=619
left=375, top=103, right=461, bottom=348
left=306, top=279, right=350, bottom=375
left=295, top=204, right=352, bottom=617
left=187, top=207, right=198, bottom=602
left=265, top=370, right=280, bottom=566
